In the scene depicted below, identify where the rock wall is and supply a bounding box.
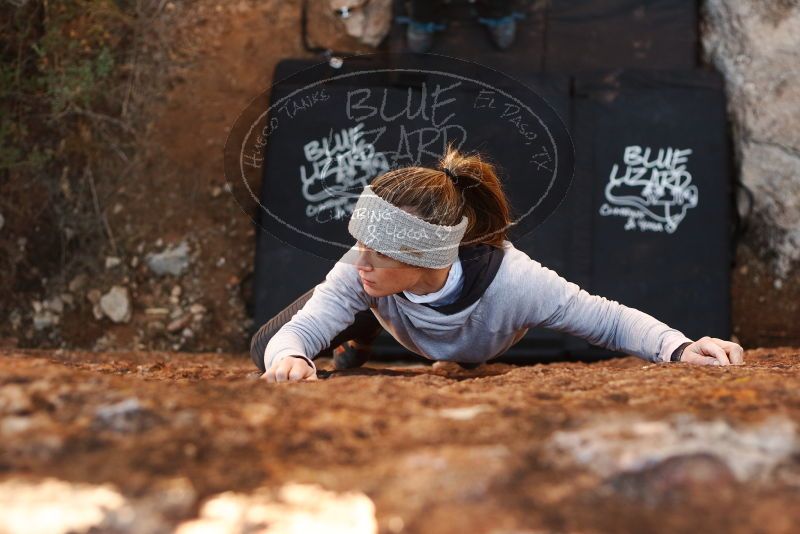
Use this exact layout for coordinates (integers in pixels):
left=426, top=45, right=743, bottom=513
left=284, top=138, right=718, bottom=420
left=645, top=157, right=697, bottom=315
left=701, top=0, right=800, bottom=279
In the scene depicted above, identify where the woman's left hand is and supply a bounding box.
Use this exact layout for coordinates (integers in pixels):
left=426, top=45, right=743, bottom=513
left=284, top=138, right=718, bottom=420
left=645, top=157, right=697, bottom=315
left=680, top=336, right=745, bottom=366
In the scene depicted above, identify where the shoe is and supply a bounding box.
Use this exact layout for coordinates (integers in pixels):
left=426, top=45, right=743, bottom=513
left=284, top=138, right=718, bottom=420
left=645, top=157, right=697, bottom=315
left=333, top=340, right=371, bottom=370
left=479, top=15, right=517, bottom=50
left=406, top=19, right=445, bottom=54
left=406, top=24, right=433, bottom=54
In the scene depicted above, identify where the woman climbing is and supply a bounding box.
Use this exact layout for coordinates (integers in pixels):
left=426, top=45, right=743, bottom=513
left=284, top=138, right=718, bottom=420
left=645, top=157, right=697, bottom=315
left=250, top=146, right=745, bottom=383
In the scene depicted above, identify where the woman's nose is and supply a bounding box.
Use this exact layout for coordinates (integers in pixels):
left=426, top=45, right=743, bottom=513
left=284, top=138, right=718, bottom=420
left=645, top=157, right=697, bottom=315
left=355, top=249, right=372, bottom=271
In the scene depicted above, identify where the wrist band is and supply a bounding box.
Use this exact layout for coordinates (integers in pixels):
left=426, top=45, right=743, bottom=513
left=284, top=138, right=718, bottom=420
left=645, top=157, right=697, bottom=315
left=670, top=341, right=693, bottom=362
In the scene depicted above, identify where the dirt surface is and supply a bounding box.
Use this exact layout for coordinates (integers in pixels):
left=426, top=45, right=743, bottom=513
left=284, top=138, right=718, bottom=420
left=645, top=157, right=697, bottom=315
left=4, top=4, right=799, bottom=531
left=2, top=0, right=799, bottom=356
left=0, top=0, right=373, bottom=354
left=2, top=347, right=800, bottom=533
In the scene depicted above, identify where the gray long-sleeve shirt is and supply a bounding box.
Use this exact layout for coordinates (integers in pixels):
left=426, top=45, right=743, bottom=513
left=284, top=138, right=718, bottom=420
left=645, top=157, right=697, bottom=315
left=264, top=240, right=693, bottom=373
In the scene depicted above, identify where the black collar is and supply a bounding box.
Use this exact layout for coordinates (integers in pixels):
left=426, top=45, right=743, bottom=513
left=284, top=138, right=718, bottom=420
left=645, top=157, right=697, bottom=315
left=394, top=243, right=505, bottom=314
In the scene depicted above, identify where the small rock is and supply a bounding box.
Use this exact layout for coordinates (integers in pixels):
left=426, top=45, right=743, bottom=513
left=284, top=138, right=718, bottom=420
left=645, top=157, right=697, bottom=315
left=774, top=278, right=783, bottom=290
left=69, top=274, right=89, bottom=293
left=140, top=477, right=197, bottom=523
left=181, top=327, right=193, bottom=339
left=174, top=483, right=377, bottom=534
left=0, top=478, right=129, bottom=533
left=438, top=404, right=492, bottom=421
left=112, top=203, right=123, bottom=214
left=146, top=241, right=190, bottom=276
left=431, top=361, right=478, bottom=374
left=9, top=310, right=21, bottom=331
left=1, top=415, right=39, bottom=436
left=99, top=286, right=132, bottom=323
left=189, top=304, right=206, bottom=315
left=60, top=293, right=74, bottom=307
left=86, top=288, right=102, bottom=304
left=44, top=296, right=63, bottom=314
left=145, top=307, right=170, bottom=317
left=167, top=314, right=192, bottom=333
left=0, top=385, right=33, bottom=415
left=130, top=256, right=139, bottom=268
left=210, top=186, right=222, bottom=198
left=169, top=286, right=182, bottom=305
left=32, top=309, right=58, bottom=331
left=93, top=334, right=111, bottom=351
left=92, top=303, right=104, bottom=321
left=92, top=398, right=162, bottom=433
left=105, top=256, right=122, bottom=269
left=216, top=257, right=226, bottom=267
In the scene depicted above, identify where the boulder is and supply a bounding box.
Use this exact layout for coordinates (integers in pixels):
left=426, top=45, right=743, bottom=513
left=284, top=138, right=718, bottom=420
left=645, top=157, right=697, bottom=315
left=702, top=1, right=800, bottom=277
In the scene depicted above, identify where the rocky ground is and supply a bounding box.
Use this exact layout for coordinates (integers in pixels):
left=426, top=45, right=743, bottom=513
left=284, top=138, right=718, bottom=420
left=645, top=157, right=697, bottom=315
left=0, top=0, right=375, bottom=355
left=3, top=0, right=799, bottom=357
left=2, top=3, right=799, bottom=531
left=2, top=346, right=799, bottom=533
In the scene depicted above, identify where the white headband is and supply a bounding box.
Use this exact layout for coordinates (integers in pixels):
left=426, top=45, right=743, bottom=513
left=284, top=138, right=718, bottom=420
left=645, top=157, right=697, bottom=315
left=347, top=185, right=469, bottom=268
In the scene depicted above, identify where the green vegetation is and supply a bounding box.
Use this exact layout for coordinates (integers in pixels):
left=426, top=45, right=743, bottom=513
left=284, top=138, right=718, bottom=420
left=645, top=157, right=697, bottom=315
left=0, top=0, right=167, bottom=313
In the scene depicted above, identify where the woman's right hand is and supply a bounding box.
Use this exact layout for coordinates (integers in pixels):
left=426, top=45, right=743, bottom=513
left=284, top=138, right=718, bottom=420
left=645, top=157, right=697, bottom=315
left=261, top=356, right=317, bottom=383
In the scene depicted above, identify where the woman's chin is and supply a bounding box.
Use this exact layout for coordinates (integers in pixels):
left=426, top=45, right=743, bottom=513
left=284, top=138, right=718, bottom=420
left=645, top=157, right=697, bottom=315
left=362, top=282, right=385, bottom=296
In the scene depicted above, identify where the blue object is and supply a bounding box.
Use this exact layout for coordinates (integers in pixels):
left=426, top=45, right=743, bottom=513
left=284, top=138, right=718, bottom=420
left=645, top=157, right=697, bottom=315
left=395, top=15, right=447, bottom=33
left=476, top=11, right=525, bottom=27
